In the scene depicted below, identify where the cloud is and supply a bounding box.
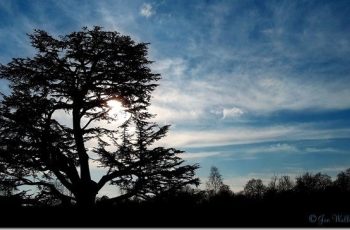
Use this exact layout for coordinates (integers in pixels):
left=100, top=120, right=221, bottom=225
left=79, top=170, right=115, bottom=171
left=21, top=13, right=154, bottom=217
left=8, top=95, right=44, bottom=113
left=222, top=107, right=244, bottom=119
left=141, top=1, right=350, bottom=127
left=265, top=143, right=298, bottom=153
left=211, top=73, right=350, bottom=113
left=244, top=143, right=298, bottom=155
left=140, top=3, right=154, bottom=18
left=151, top=58, right=187, bottom=78
left=157, top=124, right=350, bottom=148
left=149, top=56, right=350, bottom=128
left=318, top=166, right=349, bottom=173
left=150, top=69, right=350, bottom=126
left=181, top=151, right=221, bottom=159
left=305, top=147, right=344, bottom=154
left=149, top=58, right=210, bottom=123
left=150, top=105, right=202, bottom=124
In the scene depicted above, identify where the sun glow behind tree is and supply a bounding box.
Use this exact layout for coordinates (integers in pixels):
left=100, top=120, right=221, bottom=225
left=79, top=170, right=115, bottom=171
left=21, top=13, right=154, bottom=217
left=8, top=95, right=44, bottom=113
left=107, top=100, right=131, bottom=124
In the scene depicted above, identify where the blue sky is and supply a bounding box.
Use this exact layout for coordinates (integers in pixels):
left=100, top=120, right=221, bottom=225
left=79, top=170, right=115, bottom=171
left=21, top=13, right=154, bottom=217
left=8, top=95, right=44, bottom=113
left=0, top=0, right=350, bottom=193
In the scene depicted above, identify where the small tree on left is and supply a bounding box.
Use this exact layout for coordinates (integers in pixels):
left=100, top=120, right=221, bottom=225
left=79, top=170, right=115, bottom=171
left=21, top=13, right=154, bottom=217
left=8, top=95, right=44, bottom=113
left=0, top=27, right=199, bottom=207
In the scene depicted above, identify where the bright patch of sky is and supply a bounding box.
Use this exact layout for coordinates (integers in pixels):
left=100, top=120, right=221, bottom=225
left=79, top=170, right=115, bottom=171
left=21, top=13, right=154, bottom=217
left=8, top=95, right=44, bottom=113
left=0, top=0, right=350, bottom=194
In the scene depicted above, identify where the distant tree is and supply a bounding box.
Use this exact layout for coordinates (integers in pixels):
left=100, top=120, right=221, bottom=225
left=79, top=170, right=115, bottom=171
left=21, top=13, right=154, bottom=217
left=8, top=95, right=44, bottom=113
left=243, top=178, right=266, bottom=198
left=266, top=175, right=278, bottom=194
left=277, top=175, right=294, bottom=192
left=295, top=172, right=332, bottom=193
left=205, top=166, right=231, bottom=196
left=219, top=184, right=232, bottom=194
left=0, top=26, right=199, bottom=207
left=334, top=168, right=350, bottom=192
left=154, top=185, right=206, bottom=206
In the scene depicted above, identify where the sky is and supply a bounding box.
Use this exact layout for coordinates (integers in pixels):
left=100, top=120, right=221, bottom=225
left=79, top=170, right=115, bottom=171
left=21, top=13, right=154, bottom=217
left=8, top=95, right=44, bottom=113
left=0, top=0, right=350, bottom=193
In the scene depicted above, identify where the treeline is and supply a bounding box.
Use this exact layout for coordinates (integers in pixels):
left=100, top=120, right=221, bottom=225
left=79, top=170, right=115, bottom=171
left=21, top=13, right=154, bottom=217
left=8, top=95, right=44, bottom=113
left=139, top=167, right=350, bottom=204
left=0, top=167, right=350, bottom=227
left=98, top=167, right=350, bottom=227
left=115, top=167, right=350, bottom=227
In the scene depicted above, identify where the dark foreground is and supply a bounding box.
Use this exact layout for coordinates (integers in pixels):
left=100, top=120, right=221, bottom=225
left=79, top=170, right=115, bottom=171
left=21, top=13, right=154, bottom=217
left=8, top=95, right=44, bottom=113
left=1, top=192, right=350, bottom=227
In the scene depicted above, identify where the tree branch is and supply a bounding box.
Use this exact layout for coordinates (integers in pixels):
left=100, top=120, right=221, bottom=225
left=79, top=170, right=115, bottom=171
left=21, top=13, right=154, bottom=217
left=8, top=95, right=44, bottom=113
left=4, top=172, right=75, bottom=203
left=81, top=109, right=110, bottom=130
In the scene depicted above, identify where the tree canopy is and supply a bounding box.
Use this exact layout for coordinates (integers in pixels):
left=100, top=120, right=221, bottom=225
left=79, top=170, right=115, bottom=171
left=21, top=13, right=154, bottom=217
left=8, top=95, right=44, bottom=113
left=0, top=26, right=199, bottom=207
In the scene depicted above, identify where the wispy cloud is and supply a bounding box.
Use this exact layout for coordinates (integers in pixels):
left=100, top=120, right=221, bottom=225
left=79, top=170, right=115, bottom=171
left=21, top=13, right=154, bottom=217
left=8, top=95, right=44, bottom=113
left=318, top=166, right=349, bottom=173
left=181, top=151, right=221, bottom=160
left=151, top=69, right=350, bottom=125
left=151, top=58, right=187, bottom=78
left=147, top=52, right=350, bottom=132
left=244, top=143, right=298, bottom=155
left=158, top=124, right=350, bottom=148
left=305, top=147, right=345, bottom=154
left=140, top=3, right=154, bottom=18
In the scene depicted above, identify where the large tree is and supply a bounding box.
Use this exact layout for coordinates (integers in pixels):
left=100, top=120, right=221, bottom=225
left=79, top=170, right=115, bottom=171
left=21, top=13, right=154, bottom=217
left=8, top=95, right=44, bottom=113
left=0, top=26, right=199, bottom=207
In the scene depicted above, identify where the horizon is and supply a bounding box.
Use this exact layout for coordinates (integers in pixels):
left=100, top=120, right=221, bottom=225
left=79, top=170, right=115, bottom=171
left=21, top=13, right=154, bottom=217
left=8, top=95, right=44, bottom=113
left=0, top=0, right=350, bottom=195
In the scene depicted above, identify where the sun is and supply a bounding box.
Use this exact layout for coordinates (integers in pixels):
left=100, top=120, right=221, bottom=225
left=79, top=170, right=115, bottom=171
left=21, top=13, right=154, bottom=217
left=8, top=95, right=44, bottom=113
left=107, top=100, right=130, bottom=123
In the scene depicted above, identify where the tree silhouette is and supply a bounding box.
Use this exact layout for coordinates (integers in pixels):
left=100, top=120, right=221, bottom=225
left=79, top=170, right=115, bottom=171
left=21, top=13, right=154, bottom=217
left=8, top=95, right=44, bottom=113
left=243, top=178, right=266, bottom=198
left=266, top=175, right=278, bottom=195
left=295, top=172, right=332, bottom=193
left=334, top=168, right=350, bottom=192
left=0, top=26, right=199, bottom=207
left=205, top=166, right=229, bottom=196
left=277, top=175, right=294, bottom=192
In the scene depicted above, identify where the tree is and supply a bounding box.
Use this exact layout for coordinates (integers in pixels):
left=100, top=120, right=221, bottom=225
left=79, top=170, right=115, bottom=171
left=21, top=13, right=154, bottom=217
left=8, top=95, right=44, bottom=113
left=205, top=166, right=230, bottom=196
left=0, top=26, right=199, bottom=207
left=277, top=175, right=294, bottom=192
left=334, top=168, right=350, bottom=192
left=243, top=178, right=266, bottom=198
left=266, top=175, right=278, bottom=195
left=295, top=172, right=332, bottom=193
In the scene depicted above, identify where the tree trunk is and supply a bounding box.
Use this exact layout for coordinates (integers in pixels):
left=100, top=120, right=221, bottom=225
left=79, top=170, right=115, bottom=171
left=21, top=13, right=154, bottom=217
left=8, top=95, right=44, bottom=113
left=75, top=180, right=98, bottom=207
left=72, top=104, right=91, bottom=182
